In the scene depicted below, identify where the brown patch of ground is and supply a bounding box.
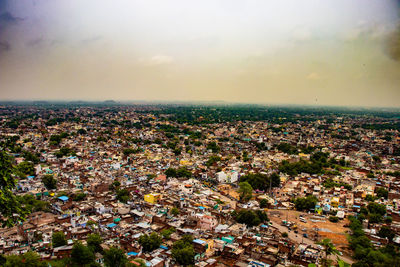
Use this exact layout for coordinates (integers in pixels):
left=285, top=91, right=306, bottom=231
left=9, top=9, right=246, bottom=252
left=269, top=209, right=350, bottom=248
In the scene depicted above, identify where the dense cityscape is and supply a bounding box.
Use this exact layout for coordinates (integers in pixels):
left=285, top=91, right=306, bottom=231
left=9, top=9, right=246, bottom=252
left=0, top=103, right=399, bottom=266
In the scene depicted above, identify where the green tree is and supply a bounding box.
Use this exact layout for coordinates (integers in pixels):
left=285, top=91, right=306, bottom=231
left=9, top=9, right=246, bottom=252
left=376, top=187, right=388, bottom=199
left=329, top=216, right=339, bottom=223
left=232, top=209, right=268, bottom=227
left=378, top=226, right=395, bottom=241
left=259, top=198, right=268, bottom=208
left=317, top=238, right=339, bottom=267
left=0, top=151, right=27, bottom=227
left=206, top=141, right=220, bottom=153
left=52, top=231, right=67, bottom=248
left=70, top=241, right=95, bottom=266
left=103, top=246, right=127, bottom=267
left=171, top=207, right=180, bottom=216
left=165, top=168, right=177, bottom=177
left=138, top=232, right=162, bottom=252
left=172, top=235, right=195, bottom=266
left=42, top=174, right=57, bottom=190
left=15, top=161, right=35, bottom=178
left=294, top=195, right=318, bottom=211
left=161, top=227, right=176, bottom=239
left=269, top=172, right=281, bottom=188
left=87, top=233, right=103, bottom=253
left=116, top=189, right=130, bottom=203
left=364, top=194, right=376, bottom=202
left=4, top=251, right=46, bottom=267
left=238, top=182, right=253, bottom=202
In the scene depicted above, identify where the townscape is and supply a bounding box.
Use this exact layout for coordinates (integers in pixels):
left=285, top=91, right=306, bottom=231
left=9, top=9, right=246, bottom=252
left=0, top=103, right=400, bottom=267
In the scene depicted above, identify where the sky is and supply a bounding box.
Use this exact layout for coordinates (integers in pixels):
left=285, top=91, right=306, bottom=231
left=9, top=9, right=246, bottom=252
left=0, top=0, right=400, bottom=107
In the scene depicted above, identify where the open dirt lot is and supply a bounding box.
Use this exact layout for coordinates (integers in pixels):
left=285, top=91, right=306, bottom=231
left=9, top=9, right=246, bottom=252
left=268, top=209, right=350, bottom=250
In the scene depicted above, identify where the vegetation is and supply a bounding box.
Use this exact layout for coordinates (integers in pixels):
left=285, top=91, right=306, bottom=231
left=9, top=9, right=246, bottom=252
left=171, top=207, right=180, bottom=216
left=0, top=151, right=27, bottom=227
left=138, top=232, right=162, bottom=252
left=161, top=227, right=176, bottom=239
left=2, top=251, right=46, bottom=267
left=165, top=167, right=192, bottom=178
left=276, top=142, right=298, bottom=154
left=232, top=209, right=269, bottom=227
left=317, top=238, right=339, bottom=267
left=294, top=195, right=318, bottom=211
left=376, top=187, right=388, bottom=199
left=116, top=189, right=130, bottom=203
left=87, top=233, right=103, bottom=253
left=52, top=231, right=67, bottom=247
left=42, top=174, right=57, bottom=190
left=323, top=178, right=352, bottom=190
left=239, top=172, right=280, bottom=191
left=172, top=235, right=195, bottom=266
left=70, top=241, right=95, bottom=266
left=259, top=198, right=268, bottom=208
left=238, top=182, right=253, bottom=202
left=103, top=246, right=128, bottom=267
left=17, top=194, right=50, bottom=213
left=348, top=216, right=400, bottom=266
left=15, top=161, right=35, bottom=178
left=328, top=216, right=339, bottom=223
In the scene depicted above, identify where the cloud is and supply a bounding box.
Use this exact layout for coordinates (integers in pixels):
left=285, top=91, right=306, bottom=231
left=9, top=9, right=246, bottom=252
left=0, top=11, right=20, bottom=24
left=343, top=21, right=391, bottom=41
left=80, top=36, right=103, bottom=44
left=384, top=24, right=400, bottom=62
left=139, top=55, right=174, bottom=66
left=306, top=72, right=321, bottom=80
left=0, top=41, right=10, bottom=51
left=25, top=37, right=44, bottom=47
left=292, top=27, right=312, bottom=41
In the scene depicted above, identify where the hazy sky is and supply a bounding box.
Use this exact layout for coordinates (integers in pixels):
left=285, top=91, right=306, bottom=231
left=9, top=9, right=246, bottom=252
left=1, top=0, right=400, bottom=107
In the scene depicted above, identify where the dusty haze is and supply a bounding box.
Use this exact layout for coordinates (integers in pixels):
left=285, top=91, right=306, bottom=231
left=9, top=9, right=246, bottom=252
left=0, top=0, right=400, bottom=107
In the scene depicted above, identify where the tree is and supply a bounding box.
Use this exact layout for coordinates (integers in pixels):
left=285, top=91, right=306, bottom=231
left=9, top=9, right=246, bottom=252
left=378, top=226, right=395, bottom=241
left=317, top=238, right=339, bottom=267
left=364, top=194, right=376, bottom=202
left=376, top=187, right=388, bottom=199
left=42, top=174, right=57, bottom=190
left=52, top=231, right=67, bottom=247
left=270, top=172, right=281, bottom=188
left=232, top=209, right=269, bottom=227
left=4, top=251, right=46, bottom=267
left=70, top=241, right=95, bottom=266
left=329, top=216, right=339, bottom=223
left=171, top=207, right=180, bottom=216
left=0, top=151, right=27, bottom=227
left=206, top=141, right=220, bottom=153
left=138, top=232, right=162, bottom=252
left=87, top=233, right=103, bottom=253
left=240, top=172, right=280, bottom=191
left=15, top=161, right=35, bottom=178
left=116, top=189, right=130, bottom=203
left=259, top=198, right=268, bottom=208
left=161, top=228, right=176, bottom=239
left=238, top=182, right=253, bottom=202
left=165, top=168, right=177, bottom=177
left=172, top=235, right=195, bottom=266
left=282, top=232, right=288, bottom=238
left=294, top=195, right=317, bottom=211
left=103, top=246, right=127, bottom=267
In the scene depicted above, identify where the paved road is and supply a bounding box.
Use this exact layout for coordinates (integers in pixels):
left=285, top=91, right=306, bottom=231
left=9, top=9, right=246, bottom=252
left=269, top=221, right=354, bottom=264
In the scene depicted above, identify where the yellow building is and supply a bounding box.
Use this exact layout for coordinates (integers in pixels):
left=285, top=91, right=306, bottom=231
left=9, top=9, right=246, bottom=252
left=331, top=197, right=339, bottom=208
left=144, top=193, right=161, bottom=204
left=205, top=239, right=214, bottom=255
